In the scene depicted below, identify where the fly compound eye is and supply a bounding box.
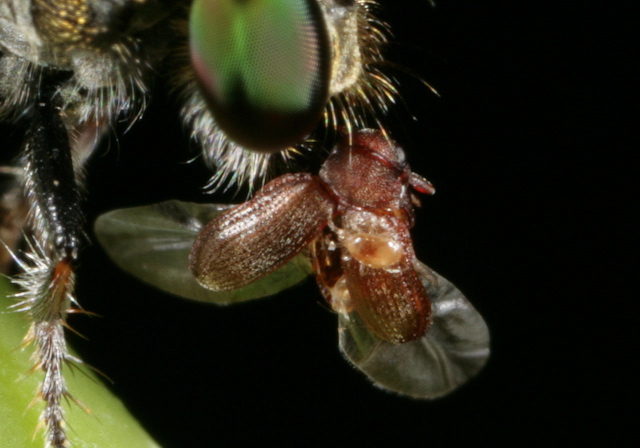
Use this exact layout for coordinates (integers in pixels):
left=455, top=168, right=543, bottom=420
left=190, top=0, right=331, bottom=153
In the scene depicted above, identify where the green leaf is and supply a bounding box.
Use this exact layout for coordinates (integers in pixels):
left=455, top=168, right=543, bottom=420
left=0, top=277, right=161, bottom=448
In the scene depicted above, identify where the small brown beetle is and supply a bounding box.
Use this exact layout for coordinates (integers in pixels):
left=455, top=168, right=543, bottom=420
left=97, top=129, right=490, bottom=398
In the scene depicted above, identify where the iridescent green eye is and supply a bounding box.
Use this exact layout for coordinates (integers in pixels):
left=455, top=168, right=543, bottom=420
left=190, top=0, right=330, bottom=152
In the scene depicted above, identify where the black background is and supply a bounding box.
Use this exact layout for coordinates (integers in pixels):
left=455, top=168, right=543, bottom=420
left=5, top=0, right=637, bottom=446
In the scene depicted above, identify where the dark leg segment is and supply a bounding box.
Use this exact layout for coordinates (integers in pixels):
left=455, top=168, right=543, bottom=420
left=14, top=77, right=86, bottom=448
left=24, top=89, right=84, bottom=258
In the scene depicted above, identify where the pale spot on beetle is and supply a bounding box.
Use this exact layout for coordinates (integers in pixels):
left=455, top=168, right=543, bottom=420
left=342, top=232, right=402, bottom=268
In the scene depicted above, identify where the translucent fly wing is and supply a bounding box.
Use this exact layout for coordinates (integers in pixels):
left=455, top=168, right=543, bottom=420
left=338, top=261, right=490, bottom=399
left=95, top=200, right=312, bottom=304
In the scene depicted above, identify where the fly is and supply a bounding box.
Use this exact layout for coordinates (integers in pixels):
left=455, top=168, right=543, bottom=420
left=1, top=1, right=426, bottom=445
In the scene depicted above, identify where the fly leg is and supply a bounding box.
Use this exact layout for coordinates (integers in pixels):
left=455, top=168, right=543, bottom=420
left=13, top=75, right=87, bottom=448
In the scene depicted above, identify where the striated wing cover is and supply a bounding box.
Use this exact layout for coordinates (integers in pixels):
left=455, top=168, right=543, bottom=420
left=95, top=200, right=313, bottom=304
left=338, top=261, right=490, bottom=399
left=190, top=173, right=335, bottom=291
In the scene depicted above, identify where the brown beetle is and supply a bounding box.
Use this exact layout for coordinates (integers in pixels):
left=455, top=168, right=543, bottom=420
left=96, top=129, right=490, bottom=398
left=191, top=129, right=436, bottom=343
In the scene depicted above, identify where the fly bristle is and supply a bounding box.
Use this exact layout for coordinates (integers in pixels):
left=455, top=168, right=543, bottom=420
left=9, top=239, right=81, bottom=448
left=323, top=0, right=398, bottom=147
left=179, top=74, right=297, bottom=194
